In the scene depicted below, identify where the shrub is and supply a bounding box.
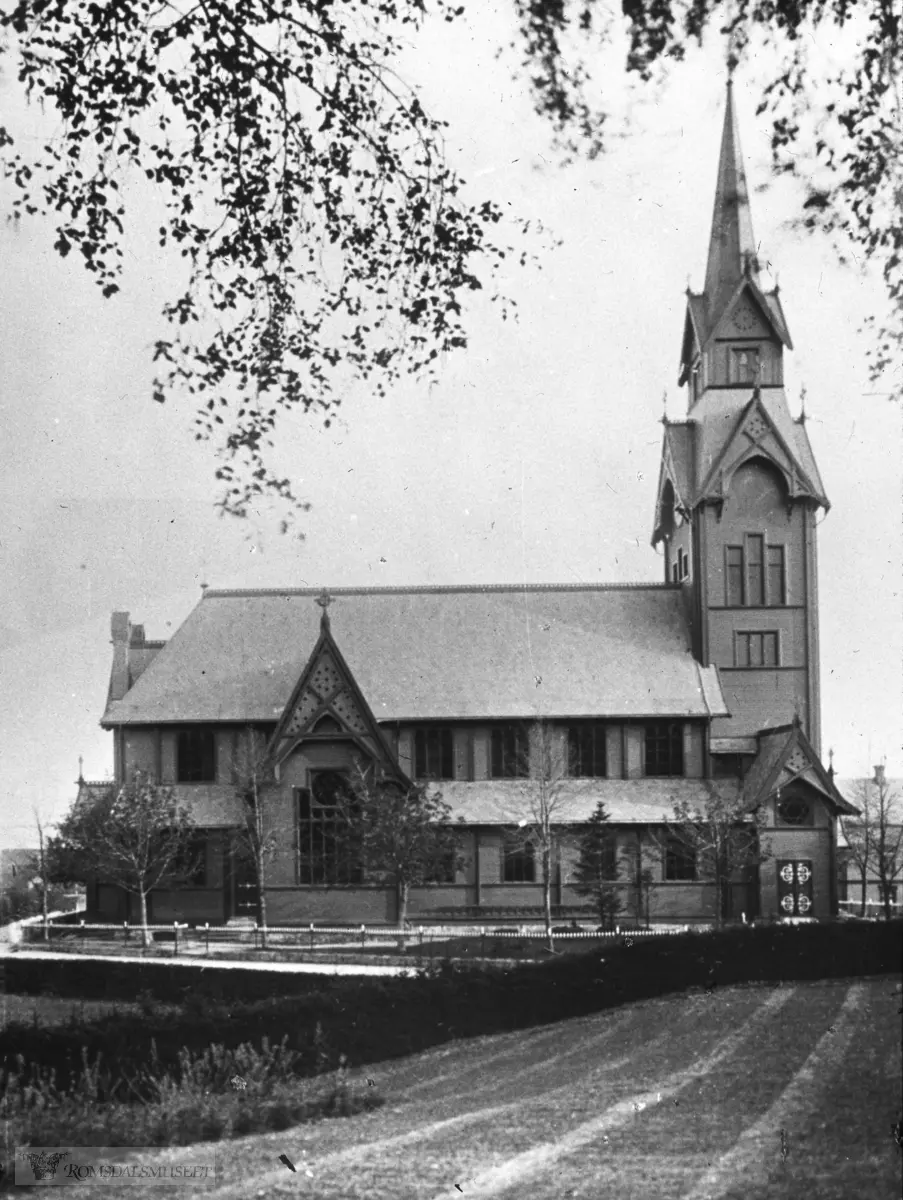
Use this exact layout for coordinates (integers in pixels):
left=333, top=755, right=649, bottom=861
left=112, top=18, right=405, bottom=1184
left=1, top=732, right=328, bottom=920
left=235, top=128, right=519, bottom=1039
left=1, top=1034, right=380, bottom=1153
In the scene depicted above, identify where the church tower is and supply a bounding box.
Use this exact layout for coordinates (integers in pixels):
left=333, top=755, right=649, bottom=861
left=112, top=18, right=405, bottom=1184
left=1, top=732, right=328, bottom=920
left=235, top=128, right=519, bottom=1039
left=652, top=82, right=830, bottom=774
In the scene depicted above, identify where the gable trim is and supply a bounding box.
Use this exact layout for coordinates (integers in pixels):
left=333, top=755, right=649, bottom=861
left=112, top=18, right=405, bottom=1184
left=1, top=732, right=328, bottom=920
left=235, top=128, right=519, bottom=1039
left=268, top=607, right=406, bottom=781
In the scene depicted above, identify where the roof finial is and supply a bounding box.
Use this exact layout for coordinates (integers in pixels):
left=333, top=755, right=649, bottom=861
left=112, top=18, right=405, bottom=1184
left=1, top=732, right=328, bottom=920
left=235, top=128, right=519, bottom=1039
left=315, top=588, right=333, bottom=630
left=661, top=389, right=669, bottom=424
left=798, top=383, right=807, bottom=423
left=78, top=755, right=84, bottom=782
left=827, top=746, right=835, bottom=780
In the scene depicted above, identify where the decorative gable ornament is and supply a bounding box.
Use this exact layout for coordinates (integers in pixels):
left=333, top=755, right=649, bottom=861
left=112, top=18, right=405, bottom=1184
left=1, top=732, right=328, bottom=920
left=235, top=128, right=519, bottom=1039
left=269, top=599, right=404, bottom=779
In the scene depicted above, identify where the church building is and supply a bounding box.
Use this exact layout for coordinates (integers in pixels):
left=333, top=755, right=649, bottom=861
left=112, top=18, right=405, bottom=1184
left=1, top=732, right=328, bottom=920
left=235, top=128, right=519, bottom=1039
left=84, top=85, right=856, bottom=928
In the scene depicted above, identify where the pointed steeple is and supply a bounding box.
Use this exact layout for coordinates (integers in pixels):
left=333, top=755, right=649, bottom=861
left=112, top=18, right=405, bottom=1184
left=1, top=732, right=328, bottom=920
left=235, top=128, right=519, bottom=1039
left=703, top=80, right=759, bottom=318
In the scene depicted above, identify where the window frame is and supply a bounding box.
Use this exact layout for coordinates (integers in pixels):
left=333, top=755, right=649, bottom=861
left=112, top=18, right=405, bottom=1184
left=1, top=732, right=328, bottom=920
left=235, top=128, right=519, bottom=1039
left=490, top=724, right=529, bottom=779
left=567, top=721, right=608, bottom=778
left=734, top=630, right=780, bottom=668
left=664, top=834, right=697, bottom=881
left=413, top=726, right=455, bottom=780
left=423, top=834, right=459, bottom=885
left=295, top=771, right=362, bottom=886
left=767, top=544, right=786, bottom=605
left=644, top=721, right=684, bottom=778
left=725, top=537, right=788, bottom=607
left=176, top=726, right=217, bottom=783
left=502, top=840, right=536, bottom=883
left=776, top=794, right=814, bottom=827
left=730, top=345, right=760, bottom=384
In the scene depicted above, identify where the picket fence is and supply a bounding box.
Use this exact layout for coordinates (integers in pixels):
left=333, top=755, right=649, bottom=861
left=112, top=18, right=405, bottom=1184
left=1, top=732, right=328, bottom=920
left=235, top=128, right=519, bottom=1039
left=19, top=919, right=694, bottom=958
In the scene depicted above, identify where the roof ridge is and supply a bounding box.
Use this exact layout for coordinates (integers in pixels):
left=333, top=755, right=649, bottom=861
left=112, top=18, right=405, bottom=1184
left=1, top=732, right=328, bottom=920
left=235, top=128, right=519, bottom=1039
left=201, top=582, right=680, bottom=599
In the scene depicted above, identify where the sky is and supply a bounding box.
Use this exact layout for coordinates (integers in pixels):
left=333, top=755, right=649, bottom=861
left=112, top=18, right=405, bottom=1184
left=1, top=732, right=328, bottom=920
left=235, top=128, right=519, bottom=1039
left=1, top=4, right=900, bottom=846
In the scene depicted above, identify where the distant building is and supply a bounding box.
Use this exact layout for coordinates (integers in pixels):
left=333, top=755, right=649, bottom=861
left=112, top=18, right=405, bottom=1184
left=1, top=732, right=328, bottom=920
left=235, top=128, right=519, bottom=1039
left=85, top=84, right=855, bottom=927
left=835, top=767, right=903, bottom=914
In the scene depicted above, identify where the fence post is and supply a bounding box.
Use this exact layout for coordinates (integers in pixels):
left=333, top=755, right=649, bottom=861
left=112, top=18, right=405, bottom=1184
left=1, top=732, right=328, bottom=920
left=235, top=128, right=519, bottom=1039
left=309, top=923, right=314, bottom=952
left=253, top=922, right=259, bottom=951
left=173, top=922, right=179, bottom=957
left=205, top=922, right=210, bottom=956
left=80, top=920, right=85, bottom=951
left=123, top=921, right=129, bottom=947
left=418, top=927, right=424, bottom=959
left=361, top=924, right=366, bottom=950
left=480, top=927, right=486, bottom=958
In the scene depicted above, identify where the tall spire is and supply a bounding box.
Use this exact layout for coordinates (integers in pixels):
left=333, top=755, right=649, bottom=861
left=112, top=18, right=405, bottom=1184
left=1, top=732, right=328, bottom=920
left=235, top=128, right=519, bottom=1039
left=703, top=81, right=759, bottom=318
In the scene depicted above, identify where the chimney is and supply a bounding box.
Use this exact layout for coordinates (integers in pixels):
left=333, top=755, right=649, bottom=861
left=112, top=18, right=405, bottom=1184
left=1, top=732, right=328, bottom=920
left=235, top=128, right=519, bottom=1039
left=874, top=764, right=886, bottom=787
left=110, top=611, right=132, bottom=702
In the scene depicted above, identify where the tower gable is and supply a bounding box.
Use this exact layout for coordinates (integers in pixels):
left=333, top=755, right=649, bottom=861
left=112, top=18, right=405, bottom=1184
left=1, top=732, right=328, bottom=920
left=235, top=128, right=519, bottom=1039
left=696, top=392, right=824, bottom=508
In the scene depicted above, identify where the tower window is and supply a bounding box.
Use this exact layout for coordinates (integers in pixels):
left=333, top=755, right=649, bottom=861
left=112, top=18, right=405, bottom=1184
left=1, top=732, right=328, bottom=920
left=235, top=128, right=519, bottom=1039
left=645, top=722, right=684, bottom=777
left=730, top=346, right=760, bottom=384
left=735, top=631, right=779, bottom=667
left=725, top=538, right=787, bottom=606
left=413, top=727, right=454, bottom=779
left=767, top=545, right=786, bottom=604
left=726, top=546, right=744, bottom=605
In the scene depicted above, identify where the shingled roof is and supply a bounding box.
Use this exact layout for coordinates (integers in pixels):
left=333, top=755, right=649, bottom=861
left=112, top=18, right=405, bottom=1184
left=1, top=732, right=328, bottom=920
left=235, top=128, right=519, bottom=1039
left=102, top=584, right=729, bottom=727
left=434, top=778, right=741, bottom=825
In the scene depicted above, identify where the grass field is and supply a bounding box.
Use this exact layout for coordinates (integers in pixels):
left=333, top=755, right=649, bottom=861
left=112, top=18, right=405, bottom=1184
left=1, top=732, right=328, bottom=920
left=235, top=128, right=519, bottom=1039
left=36, top=975, right=900, bottom=1200
left=0, top=994, right=152, bottom=1030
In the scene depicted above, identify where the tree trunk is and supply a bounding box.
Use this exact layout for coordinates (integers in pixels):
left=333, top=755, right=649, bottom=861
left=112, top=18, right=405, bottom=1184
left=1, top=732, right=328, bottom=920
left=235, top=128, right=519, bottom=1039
left=860, top=872, right=867, bottom=917
left=138, top=888, right=150, bottom=948
left=257, top=849, right=268, bottom=949
left=41, top=882, right=49, bottom=943
left=542, top=845, right=553, bottom=951
left=396, top=879, right=408, bottom=949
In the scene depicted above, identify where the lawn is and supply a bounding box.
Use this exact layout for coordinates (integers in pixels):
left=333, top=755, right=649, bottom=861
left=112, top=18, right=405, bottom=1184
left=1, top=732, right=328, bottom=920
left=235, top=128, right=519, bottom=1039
left=0, top=993, right=153, bottom=1030
left=25, top=975, right=901, bottom=1200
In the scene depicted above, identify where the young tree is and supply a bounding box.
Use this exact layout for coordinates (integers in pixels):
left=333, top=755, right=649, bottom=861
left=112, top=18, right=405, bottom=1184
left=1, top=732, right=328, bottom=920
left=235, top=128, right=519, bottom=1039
left=571, top=800, right=621, bottom=930
left=28, top=810, right=52, bottom=943
left=55, top=773, right=196, bottom=947
left=226, top=727, right=294, bottom=948
left=340, top=769, right=465, bottom=941
left=504, top=721, right=577, bottom=952
left=619, top=832, right=657, bottom=929
left=663, top=787, right=768, bottom=927
left=841, top=766, right=903, bottom=920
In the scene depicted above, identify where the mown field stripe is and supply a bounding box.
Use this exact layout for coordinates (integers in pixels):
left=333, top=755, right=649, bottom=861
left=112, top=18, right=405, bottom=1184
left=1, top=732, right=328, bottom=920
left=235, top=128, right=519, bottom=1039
left=425, top=986, right=796, bottom=1200
left=682, top=982, right=866, bottom=1200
